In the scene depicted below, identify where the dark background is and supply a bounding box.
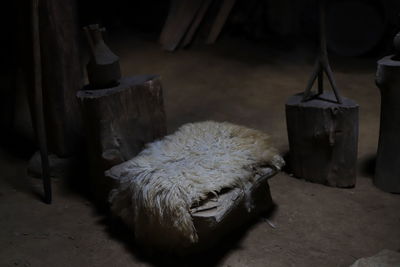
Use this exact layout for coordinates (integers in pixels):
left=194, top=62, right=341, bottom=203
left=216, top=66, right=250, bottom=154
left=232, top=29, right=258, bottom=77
left=2, top=0, right=400, bottom=148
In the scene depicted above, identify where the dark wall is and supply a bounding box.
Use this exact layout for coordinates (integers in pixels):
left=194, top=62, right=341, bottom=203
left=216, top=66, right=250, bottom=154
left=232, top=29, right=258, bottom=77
left=77, top=0, right=169, bottom=33
left=0, top=1, right=19, bottom=134
left=227, top=0, right=400, bottom=56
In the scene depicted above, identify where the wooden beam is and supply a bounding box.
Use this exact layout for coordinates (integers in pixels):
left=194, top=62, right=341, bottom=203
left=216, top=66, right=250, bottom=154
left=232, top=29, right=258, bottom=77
left=182, top=0, right=214, bottom=47
left=38, top=0, right=83, bottom=156
left=206, top=0, right=236, bottom=44
left=159, top=0, right=204, bottom=51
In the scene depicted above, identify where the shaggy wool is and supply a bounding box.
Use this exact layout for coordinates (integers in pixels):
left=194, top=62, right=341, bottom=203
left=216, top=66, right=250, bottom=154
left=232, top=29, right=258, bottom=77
left=106, top=121, right=284, bottom=247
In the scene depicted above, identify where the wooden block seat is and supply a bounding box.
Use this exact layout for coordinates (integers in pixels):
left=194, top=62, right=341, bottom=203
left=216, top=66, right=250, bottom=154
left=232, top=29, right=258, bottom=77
left=105, top=121, right=284, bottom=252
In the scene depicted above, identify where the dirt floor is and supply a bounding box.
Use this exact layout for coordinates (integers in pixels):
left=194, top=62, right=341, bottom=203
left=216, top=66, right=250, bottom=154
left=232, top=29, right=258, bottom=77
left=1, top=32, right=399, bottom=267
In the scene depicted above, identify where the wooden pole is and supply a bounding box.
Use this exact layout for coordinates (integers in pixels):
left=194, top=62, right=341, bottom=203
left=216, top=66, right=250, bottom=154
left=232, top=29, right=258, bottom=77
left=302, top=0, right=342, bottom=104
left=374, top=39, right=400, bottom=193
left=32, top=0, right=51, bottom=204
left=38, top=0, right=82, bottom=157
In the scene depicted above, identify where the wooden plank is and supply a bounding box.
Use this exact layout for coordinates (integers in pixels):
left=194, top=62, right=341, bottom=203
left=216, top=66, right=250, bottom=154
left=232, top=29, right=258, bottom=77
left=32, top=0, right=52, bottom=203
left=159, top=0, right=204, bottom=51
left=181, top=0, right=214, bottom=47
left=206, top=0, right=236, bottom=44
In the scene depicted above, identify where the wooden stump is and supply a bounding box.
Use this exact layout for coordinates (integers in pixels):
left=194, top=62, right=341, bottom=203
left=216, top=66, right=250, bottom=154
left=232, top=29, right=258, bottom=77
left=286, top=92, right=359, bottom=187
left=375, top=55, right=400, bottom=193
left=77, top=75, right=167, bottom=204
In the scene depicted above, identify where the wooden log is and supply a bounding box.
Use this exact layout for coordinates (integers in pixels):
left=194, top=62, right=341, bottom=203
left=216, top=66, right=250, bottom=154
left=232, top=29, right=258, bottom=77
left=77, top=75, right=167, bottom=204
left=38, top=0, right=83, bottom=156
left=286, top=92, right=359, bottom=187
left=374, top=55, right=400, bottom=193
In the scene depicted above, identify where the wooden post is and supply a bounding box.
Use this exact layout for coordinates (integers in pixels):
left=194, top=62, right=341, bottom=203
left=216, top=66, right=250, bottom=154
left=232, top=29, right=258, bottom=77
left=374, top=38, right=400, bottom=193
left=77, top=75, right=167, bottom=204
left=285, top=0, right=359, bottom=188
left=38, top=0, right=83, bottom=157
left=32, top=0, right=52, bottom=203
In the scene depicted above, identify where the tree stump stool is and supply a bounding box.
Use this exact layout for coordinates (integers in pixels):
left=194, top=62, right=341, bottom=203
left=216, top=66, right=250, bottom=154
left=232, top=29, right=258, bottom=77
left=286, top=92, right=359, bottom=187
left=77, top=75, right=167, bottom=204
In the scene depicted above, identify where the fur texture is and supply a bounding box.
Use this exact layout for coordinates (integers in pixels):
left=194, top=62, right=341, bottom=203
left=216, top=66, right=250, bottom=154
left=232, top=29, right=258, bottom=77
left=106, top=121, right=284, bottom=247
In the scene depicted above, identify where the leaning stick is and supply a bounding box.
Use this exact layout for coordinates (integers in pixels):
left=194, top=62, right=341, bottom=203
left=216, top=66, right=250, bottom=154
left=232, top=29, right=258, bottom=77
left=32, top=0, right=52, bottom=204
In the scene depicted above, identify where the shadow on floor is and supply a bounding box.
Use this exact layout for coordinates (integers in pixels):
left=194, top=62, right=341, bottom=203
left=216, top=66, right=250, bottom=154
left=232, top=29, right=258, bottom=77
left=0, top=130, right=36, bottom=160
left=99, top=205, right=278, bottom=267
left=53, top=145, right=281, bottom=267
left=283, top=150, right=378, bottom=180
left=0, top=130, right=45, bottom=202
left=359, top=154, right=376, bottom=178
left=281, top=150, right=292, bottom=174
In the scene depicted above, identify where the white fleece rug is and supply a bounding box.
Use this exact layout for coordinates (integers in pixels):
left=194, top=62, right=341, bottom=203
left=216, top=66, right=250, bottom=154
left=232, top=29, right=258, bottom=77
left=106, top=121, right=284, bottom=247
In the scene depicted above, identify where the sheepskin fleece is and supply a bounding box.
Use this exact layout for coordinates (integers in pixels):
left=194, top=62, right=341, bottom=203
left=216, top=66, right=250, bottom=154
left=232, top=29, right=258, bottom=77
left=107, top=121, right=283, bottom=246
